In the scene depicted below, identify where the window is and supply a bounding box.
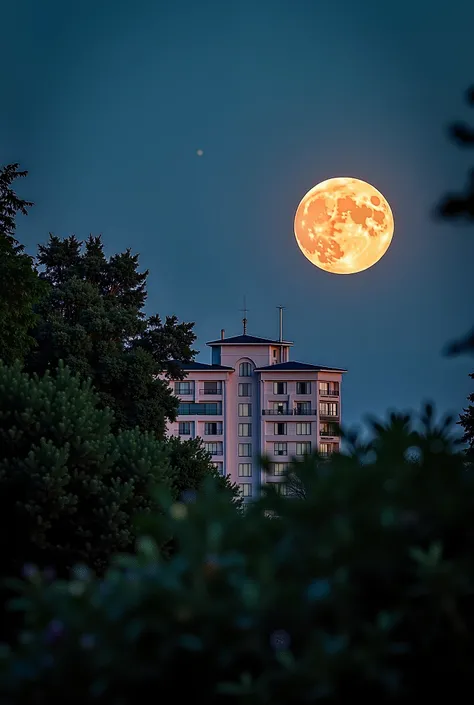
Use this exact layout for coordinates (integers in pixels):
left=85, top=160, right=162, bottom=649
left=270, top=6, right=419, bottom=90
left=273, top=381, right=287, bottom=395
left=319, top=381, right=339, bottom=396
left=238, top=443, right=252, bottom=457
left=319, top=402, right=338, bottom=417
left=238, top=383, right=252, bottom=397
left=296, top=442, right=311, bottom=456
left=295, top=401, right=311, bottom=415
left=204, top=422, right=222, bottom=435
left=238, top=423, right=252, bottom=437
left=178, top=402, right=222, bottom=415
left=203, top=381, right=222, bottom=394
left=178, top=421, right=191, bottom=435
left=175, top=381, right=193, bottom=395
left=238, top=403, right=252, bottom=417
left=274, top=422, right=287, bottom=435
left=278, top=483, right=290, bottom=496
left=272, top=462, right=288, bottom=476
left=296, top=381, right=311, bottom=394
left=238, top=463, right=252, bottom=477
left=296, top=422, right=311, bottom=435
left=239, top=362, right=252, bottom=377
left=319, top=442, right=337, bottom=456
left=320, top=422, right=339, bottom=437
left=213, top=462, right=224, bottom=476
left=271, top=402, right=288, bottom=415
left=274, top=442, right=287, bottom=456
left=204, top=442, right=223, bottom=455
left=239, top=483, right=252, bottom=497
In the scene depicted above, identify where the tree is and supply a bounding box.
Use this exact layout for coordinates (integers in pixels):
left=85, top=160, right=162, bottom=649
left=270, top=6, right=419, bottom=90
left=436, top=86, right=474, bottom=447
left=459, top=373, right=474, bottom=453
left=166, top=435, right=243, bottom=507
left=0, top=163, right=45, bottom=364
left=0, top=361, right=174, bottom=581
left=26, top=234, right=196, bottom=438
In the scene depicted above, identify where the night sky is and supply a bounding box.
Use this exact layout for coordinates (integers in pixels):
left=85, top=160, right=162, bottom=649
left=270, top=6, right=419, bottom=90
left=2, top=0, right=474, bottom=430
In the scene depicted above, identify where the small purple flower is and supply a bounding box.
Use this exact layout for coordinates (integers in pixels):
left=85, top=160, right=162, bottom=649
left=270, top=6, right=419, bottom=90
left=44, top=619, right=64, bottom=644
left=22, top=564, right=37, bottom=580
left=270, top=629, right=291, bottom=651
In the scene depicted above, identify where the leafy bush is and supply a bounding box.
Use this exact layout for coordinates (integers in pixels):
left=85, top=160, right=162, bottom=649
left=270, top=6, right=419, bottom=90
left=1, top=404, right=472, bottom=704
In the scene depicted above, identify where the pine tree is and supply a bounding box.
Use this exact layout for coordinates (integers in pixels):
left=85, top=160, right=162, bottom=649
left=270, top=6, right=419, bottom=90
left=459, top=372, right=474, bottom=453
left=0, top=163, right=45, bottom=364
left=27, top=234, right=196, bottom=438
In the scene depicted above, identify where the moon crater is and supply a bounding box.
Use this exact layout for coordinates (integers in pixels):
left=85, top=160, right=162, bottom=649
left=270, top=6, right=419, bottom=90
left=294, top=177, right=394, bottom=274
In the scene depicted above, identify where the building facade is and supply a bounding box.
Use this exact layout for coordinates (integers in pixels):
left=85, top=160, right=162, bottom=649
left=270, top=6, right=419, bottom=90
left=166, top=324, right=346, bottom=500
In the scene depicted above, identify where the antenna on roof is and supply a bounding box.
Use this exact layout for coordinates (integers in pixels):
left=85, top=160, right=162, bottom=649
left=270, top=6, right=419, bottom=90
left=240, top=296, right=249, bottom=335
left=277, top=305, right=285, bottom=342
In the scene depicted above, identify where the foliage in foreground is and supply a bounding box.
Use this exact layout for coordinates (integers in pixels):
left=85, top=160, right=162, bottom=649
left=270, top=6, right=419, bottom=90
left=1, top=404, right=472, bottom=704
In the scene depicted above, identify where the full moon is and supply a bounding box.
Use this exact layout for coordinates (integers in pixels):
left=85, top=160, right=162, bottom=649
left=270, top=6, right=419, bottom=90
left=294, top=177, right=394, bottom=274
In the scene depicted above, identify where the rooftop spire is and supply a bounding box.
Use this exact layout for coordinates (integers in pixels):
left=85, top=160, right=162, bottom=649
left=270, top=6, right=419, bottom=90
left=240, top=296, right=249, bottom=335
left=277, top=305, right=285, bottom=341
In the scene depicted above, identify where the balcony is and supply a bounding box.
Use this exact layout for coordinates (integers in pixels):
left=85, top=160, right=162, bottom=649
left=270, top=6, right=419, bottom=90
left=319, top=389, right=339, bottom=398
left=294, top=408, right=317, bottom=416
left=178, top=403, right=222, bottom=416
left=320, top=429, right=340, bottom=437
left=319, top=413, right=339, bottom=421
left=206, top=450, right=223, bottom=456
left=199, top=387, right=222, bottom=395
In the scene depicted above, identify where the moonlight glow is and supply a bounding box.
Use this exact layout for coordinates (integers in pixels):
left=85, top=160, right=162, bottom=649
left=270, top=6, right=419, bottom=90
left=294, top=177, right=394, bottom=275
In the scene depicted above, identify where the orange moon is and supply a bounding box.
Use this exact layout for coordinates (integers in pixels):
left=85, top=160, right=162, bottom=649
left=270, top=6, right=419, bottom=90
left=294, top=177, right=394, bottom=274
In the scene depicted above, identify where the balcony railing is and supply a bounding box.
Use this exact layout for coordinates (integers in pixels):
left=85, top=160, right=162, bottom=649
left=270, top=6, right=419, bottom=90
left=319, top=390, right=339, bottom=397
left=320, top=429, right=340, bottom=437
left=205, top=449, right=223, bottom=456
left=262, top=408, right=317, bottom=416
left=199, top=388, right=222, bottom=395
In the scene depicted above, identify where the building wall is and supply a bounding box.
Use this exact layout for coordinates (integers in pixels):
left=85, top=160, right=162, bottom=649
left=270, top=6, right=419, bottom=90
left=165, top=343, right=344, bottom=501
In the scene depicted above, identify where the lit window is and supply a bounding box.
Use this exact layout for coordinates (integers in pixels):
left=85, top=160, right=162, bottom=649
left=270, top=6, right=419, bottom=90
left=213, top=462, right=224, bottom=475
left=239, top=483, right=252, bottom=497
left=296, top=423, right=311, bottom=435
left=204, top=442, right=223, bottom=455
left=274, top=442, right=287, bottom=456
left=178, top=421, right=191, bottom=435
left=238, top=423, right=252, bottom=437
left=296, top=442, right=311, bottom=456
left=319, top=381, right=339, bottom=396
left=319, top=402, right=338, bottom=417
left=238, top=403, right=252, bottom=417
left=238, top=443, right=252, bottom=457
left=319, top=443, right=338, bottom=456
left=238, top=463, right=252, bottom=477
left=175, top=381, right=193, bottom=395
left=272, top=462, right=288, bottom=476
left=239, top=362, right=252, bottom=377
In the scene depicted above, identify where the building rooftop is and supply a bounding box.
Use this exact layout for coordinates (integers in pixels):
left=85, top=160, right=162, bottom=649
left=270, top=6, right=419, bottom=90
left=255, top=361, right=347, bottom=372
left=169, top=360, right=234, bottom=371
left=206, top=333, right=293, bottom=346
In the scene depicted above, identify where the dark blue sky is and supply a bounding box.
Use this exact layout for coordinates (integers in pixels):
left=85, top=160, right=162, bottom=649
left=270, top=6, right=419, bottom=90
left=2, top=0, right=474, bottom=429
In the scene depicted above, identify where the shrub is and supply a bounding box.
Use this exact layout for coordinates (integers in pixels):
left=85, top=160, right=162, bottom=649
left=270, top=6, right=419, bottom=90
left=0, top=404, right=472, bottom=704
left=0, top=360, right=173, bottom=580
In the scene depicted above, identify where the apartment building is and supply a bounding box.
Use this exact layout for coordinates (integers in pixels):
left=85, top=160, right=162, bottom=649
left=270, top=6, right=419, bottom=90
left=166, top=316, right=346, bottom=500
